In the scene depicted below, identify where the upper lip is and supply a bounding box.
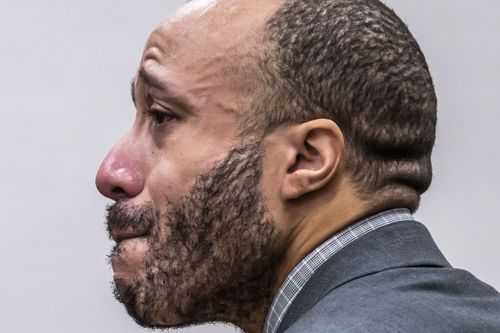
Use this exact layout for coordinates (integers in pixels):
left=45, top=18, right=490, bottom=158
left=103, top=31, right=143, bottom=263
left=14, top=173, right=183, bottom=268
left=110, top=228, right=149, bottom=243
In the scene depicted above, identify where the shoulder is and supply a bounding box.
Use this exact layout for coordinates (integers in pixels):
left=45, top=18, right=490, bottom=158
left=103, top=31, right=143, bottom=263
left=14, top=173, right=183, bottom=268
left=283, top=266, right=500, bottom=333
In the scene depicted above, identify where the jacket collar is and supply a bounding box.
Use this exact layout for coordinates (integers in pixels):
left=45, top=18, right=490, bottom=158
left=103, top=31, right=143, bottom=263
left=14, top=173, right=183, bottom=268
left=277, top=221, right=450, bottom=333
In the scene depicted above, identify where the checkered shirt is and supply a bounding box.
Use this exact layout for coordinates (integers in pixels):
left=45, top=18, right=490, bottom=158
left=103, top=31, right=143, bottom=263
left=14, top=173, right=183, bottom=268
left=263, top=208, right=414, bottom=333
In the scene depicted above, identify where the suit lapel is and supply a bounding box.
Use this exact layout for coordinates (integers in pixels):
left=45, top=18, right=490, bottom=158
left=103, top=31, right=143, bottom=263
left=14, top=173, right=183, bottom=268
left=277, top=221, right=450, bottom=333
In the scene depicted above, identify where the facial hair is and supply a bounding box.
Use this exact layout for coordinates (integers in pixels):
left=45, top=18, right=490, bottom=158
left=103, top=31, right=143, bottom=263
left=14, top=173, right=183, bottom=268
left=106, top=143, right=285, bottom=329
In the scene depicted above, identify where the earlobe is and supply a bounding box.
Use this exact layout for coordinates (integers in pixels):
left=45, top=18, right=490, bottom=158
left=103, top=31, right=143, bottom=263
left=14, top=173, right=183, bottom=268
left=282, top=119, right=344, bottom=200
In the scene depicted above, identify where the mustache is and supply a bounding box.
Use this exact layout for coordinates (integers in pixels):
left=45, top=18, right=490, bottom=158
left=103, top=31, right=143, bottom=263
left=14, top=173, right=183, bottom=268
left=105, top=202, right=156, bottom=240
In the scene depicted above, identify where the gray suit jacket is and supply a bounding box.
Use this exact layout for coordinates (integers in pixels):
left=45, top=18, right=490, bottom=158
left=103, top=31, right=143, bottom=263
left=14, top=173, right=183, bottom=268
left=278, top=221, right=500, bottom=332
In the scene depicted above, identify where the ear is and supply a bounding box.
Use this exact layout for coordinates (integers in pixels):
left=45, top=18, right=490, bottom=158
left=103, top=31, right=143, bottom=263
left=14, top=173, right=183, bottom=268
left=282, top=119, right=344, bottom=200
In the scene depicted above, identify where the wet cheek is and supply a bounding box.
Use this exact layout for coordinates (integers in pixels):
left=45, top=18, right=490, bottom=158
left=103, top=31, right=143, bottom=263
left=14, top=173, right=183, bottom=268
left=146, top=160, right=199, bottom=208
left=145, top=130, right=231, bottom=207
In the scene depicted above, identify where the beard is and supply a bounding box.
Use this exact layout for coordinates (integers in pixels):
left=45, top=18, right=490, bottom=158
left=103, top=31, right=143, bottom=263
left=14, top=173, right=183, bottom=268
left=105, top=143, right=285, bottom=329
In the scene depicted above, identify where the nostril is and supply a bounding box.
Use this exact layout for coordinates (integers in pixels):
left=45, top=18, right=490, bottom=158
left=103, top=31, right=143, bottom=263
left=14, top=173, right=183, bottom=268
left=111, top=186, right=127, bottom=197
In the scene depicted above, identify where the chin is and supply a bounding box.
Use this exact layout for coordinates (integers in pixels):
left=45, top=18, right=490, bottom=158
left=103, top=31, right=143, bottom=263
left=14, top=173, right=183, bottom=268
left=113, top=275, right=188, bottom=329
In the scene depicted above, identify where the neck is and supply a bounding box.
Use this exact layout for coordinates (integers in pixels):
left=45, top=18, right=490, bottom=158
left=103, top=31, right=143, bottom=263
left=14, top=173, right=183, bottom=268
left=235, top=307, right=270, bottom=333
left=272, top=175, right=370, bottom=295
left=235, top=177, right=373, bottom=333
left=226, top=291, right=276, bottom=333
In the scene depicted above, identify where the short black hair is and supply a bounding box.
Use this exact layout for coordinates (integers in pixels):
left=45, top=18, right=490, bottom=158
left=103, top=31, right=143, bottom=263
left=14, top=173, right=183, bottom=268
left=253, top=0, right=437, bottom=210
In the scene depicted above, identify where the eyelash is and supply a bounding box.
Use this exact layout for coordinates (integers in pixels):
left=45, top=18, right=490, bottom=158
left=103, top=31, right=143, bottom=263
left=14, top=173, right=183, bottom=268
left=145, top=109, right=177, bottom=126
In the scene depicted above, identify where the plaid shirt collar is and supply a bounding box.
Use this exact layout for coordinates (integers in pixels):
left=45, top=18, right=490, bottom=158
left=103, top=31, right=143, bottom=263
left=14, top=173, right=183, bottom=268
left=263, top=208, right=414, bottom=333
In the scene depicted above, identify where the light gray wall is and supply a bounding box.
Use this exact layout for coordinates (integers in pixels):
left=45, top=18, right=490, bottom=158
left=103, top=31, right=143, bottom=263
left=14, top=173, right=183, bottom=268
left=0, top=1, right=498, bottom=332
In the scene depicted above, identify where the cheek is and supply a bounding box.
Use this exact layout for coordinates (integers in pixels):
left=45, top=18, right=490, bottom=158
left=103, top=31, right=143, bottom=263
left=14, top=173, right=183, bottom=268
left=144, top=145, right=223, bottom=209
left=145, top=132, right=201, bottom=207
left=144, top=126, right=237, bottom=208
left=146, top=158, right=197, bottom=209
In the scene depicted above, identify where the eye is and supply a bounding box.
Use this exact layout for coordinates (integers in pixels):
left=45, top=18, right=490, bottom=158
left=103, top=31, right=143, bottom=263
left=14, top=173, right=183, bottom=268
left=145, top=109, right=176, bottom=125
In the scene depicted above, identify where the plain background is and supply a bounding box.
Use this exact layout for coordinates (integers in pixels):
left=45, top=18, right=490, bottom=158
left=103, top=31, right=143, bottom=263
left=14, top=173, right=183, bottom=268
left=0, top=0, right=498, bottom=332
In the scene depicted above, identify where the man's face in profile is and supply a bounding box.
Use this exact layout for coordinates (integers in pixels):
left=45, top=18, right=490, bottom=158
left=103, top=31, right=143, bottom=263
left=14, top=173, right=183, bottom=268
left=105, top=144, right=283, bottom=328
left=96, top=0, right=285, bottom=329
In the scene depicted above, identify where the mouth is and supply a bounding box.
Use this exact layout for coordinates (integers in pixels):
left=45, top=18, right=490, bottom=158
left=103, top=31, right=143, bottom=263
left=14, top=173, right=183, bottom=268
left=110, top=227, right=150, bottom=244
left=110, top=230, right=150, bottom=281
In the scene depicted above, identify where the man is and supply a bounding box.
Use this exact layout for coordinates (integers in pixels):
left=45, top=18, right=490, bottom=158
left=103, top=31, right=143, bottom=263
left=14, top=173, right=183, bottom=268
left=95, top=0, right=500, bottom=332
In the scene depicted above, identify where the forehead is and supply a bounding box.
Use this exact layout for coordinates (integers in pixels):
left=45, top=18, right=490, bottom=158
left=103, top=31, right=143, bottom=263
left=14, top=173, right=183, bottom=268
left=142, top=0, right=281, bottom=69
left=134, top=0, right=282, bottom=117
left=172, top=0, right=218, bottom=19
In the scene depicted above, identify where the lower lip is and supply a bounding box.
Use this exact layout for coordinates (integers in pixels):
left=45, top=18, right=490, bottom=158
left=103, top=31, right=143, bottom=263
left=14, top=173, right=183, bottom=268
left=116, top=235, right=149, bottom=247
left=111, top=236, right=149, bottom=279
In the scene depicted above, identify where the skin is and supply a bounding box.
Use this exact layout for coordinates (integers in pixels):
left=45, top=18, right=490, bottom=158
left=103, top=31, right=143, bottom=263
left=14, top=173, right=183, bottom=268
left=96, top=0, right=372, bottom=332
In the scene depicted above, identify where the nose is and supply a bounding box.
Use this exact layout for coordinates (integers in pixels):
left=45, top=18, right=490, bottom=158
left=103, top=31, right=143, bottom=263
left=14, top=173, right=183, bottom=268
left=95, top=142, right=145, bottom=201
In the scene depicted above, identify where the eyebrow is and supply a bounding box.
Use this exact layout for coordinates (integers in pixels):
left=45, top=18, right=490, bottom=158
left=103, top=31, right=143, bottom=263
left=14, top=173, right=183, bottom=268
left=138, top=67, right=166, bottom=91
left=131, top=67, right=167, bottom=106
left=130, top=67, right=196, bottom=115
left=131, top=79, right=137, bottom=106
